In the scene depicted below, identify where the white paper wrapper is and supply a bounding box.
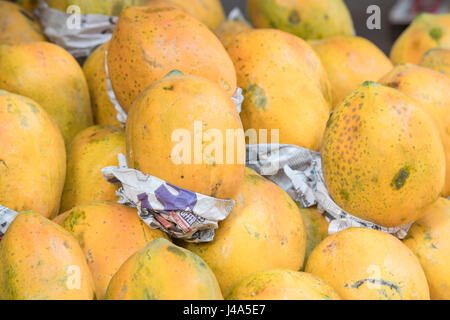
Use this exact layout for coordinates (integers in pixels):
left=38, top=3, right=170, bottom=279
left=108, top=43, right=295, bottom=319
left=0, top=205, right=18, bottom=240
left=102, top=154, right=235, bottom=242
left=34, top=0, right=116, bottom=58
left=246, top=144, right=412, bottom=239
left=227, top=7, right=250, bottom=24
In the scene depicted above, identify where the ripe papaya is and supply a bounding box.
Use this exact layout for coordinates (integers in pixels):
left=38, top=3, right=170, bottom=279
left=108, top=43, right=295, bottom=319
left=9, top=0, right=38, bottom=10
left=105, top=238, right=223, bottom=300
left=226, top=29, right=331, bottom=150
left=390, top=13, right=450, bottom=65
left=321, top=81, right=445, bottom=227
left=183, top=168, right=306, bottom=292
left=247, top=0, right=354, bottom=40
left=420, top=48, right=450, bottom=77
left=310, top=36, right=393, bottom=107
left=305, top=228, right=430, bottom=300
left=0, top=211, right=95, bottom=300
left=126, top=71, right=245, bottom=199
left=225, top=269, right=340, bottom=300
left=60, top=125, right=125, bottom=212
left=0, top=1, right=45, bottom=45
left=403, top=198, right=450, bottom=300
left=54, top=201, right=168, bottom=299
left=0, top=90, right=66, bottom=218
left=0, top=42, right=93, bottom=144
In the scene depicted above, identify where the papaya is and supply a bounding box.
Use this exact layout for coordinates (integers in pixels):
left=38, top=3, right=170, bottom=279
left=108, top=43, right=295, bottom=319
left=9, top=0, right=38, bottom=10
left=247, top=0, right=354, bottom=40
left=0, top=42, right=93, bottom=145
left=126, top=71, right=245, bottom=199
left=321, top=81, right=445, bottom=227
left=107, top=5, right=236, bottom=112
left=390, top=13, right=450, bottom=65
left=225, top=269, right=340, bottom=300
left=310, top=36, right=393, bottom=107
left=0, top=211, right=95, bottom=300
left=183, top=168, right=306, bottom=292
left=305, top=228, right=430, bottom=300
left=226, top=29, right=331, bottom=151
left=105, top=238, right=222, bottom=300
left=403, top=198, right=450, bottom=300
left=379, top=64, right=450, bottom=197
left=46, top=0, right=149, bottom=16
left=297, top=205, right=329, bottom=266
left=83, top=42, right=121, bottom=126
left=420, top=48, right=450, bottom=76
left=215, top=15, right=253, bottom=48
left=145, top=0, right=225, bottom=30
left=0, top=90, right=66, bottom=219
left=54, top=201, right=168, bottom=300
left=60, top=125, right=125, bottom=213
left=0, top=1, right=46, bottom=45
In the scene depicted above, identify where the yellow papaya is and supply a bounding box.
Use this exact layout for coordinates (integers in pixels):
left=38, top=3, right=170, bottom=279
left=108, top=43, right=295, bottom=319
left=46, top=0, right=149, bottom=16
left=420, top=48, right=450, bottom=76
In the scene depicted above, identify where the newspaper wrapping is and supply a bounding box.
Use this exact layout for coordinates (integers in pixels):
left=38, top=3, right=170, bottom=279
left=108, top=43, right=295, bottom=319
left=246, top=144, right=412, bottom=239
left=102, top=154, right=235, bottom=242
left=0, top=205, right=18, bottom=240
left=34, top=0, right=116, bottom=58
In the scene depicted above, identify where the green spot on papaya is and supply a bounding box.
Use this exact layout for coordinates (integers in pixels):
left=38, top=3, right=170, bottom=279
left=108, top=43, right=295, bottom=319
left=167, top=245, right=187, bottom=259
left=288, top=10, right=300, bottom=24
left=245, top=84, right=267, bottom=110
left=429, top=27, right=443, bottom=41
left=165, top=70, right=184, bottom=78
left=390, top=166, right=410, bottom=190
left=340, top=189, right=350, bottom=201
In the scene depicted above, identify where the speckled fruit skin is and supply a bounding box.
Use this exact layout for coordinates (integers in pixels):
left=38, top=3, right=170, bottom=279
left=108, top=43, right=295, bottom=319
left=83, top=42, right=121, bottom=126
left=215, top=18, right=253, bottom=48
left=0, top=1, right=45, bottom=45
left=0, top=42, right=93, bottom=145
left=247, top=0, right=354, bottom=40
left=183, top=168, right=306, bottom=292
left=225, top=269, right=341, bottom=300
left=0, top=90, right=66, bottom=219
left=107, top=5, right=236, bottom=112
left=0, top=211, right=95, bottom=300
left=297, top=205, right=329, bottom=267
left=380, top=64, right=450, bottom=197
left=60, top=125, right=125, bottom=213
left=420, top=48, right=450, bottom=77
left=305, top=228, right=430, bottom=300
left=226, top=29, right=331, bottom=151
left=105, top=238, right=223, bottom=300
left=145, top=0, right=226, bottom=30
left=321, top=82, right=445, bottom=227
left=126, top=72, right=244, bottom=199
left=310, top=36, right=393, bottom=108
left=403, top=198, right=450, bottom=300
left=46, top=0, right=149, bottom=15
left=53, top=201, right=168, bottom=300
left=390, top=13, right=450, bottom=65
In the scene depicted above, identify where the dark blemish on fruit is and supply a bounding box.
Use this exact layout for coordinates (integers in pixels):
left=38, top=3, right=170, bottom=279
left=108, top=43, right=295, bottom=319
left=288, top=10, right=301, bottom=24
left=390, top=166, right=410, bottom=190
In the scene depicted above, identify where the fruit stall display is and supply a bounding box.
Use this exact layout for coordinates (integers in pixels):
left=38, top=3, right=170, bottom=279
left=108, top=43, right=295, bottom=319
left=0, top=0, right=448, bottom=300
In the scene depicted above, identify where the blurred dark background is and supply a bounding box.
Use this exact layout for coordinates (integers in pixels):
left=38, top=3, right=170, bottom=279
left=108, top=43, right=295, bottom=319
left=221, top=0, right=406, bottom=55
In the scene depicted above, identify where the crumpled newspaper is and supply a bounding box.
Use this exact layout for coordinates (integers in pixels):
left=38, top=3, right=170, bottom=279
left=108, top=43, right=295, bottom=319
left=246, top=144, right=412, bottom=239
left=34, top=0, right=116, bottom=58
left=102, top=154, right=235, bottom=242
left=0, top=205, right=18, bottom=240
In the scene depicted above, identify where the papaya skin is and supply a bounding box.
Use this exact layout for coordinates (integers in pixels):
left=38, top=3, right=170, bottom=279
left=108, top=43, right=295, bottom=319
left=321, top=82, right=445, bottom=227
left=0, top=42, right=93, bottom=145
left=83, top=42, right=121, bottom=127
left=310, top=36, right=393, bottom=108
left=390, top=13, right=450, bottom=65
left=305, top=228, right=430, bottom=300
left=420, top=48, right=450, bottom=77
left=46, top=0, right=150, bottom=16
left=126, top=72, right=245, bottom=199
left=379, top=63, right=450, bottom=197
left=403, top=198, right=450, bottom=300
left=105, top=238, right=223, bottom=300
left=107, top=5, right=236, bottom=112
left=0, top=211, right=95, bottom=300
left=225, top=269, right=341, bottom=300
left=183, top=168, right=306, bottom=292
left=54, top=201, right=168, bottom=300
left=60, top=125, right=125, bottom=212
left=247, top=0, right=354, bottom=40
left=12, top=0, right=39, bottom=10
left=215, top=18, right=253, bottom=49
left=0, top=1, right=45, bottom=45
left=226, top=29, right=331, bottom=151
left=0, top=90, right=66, bottom=219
